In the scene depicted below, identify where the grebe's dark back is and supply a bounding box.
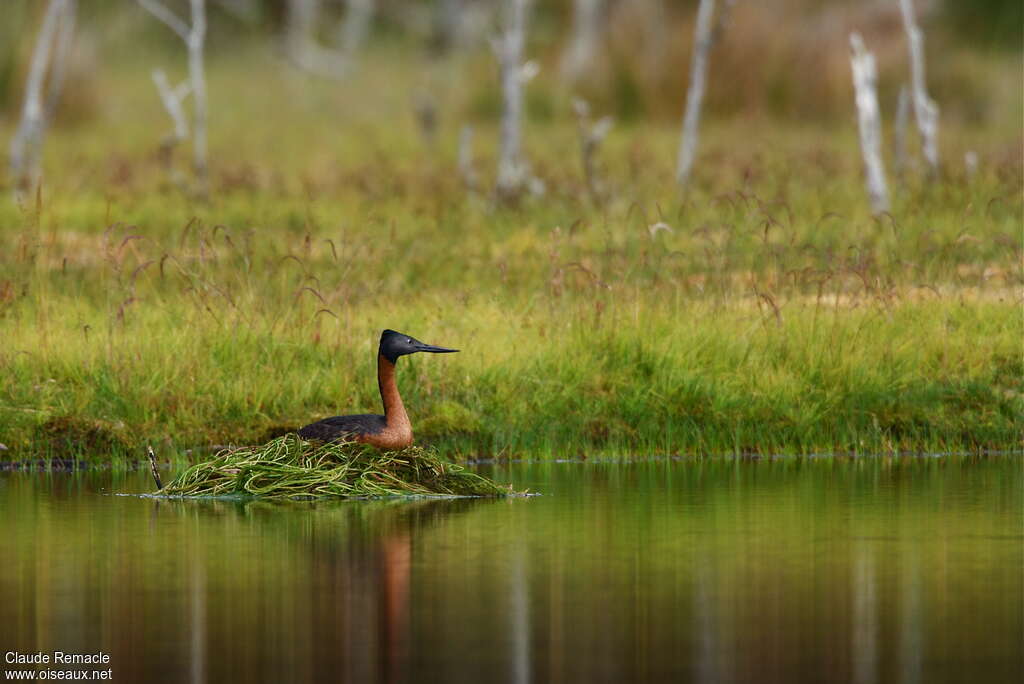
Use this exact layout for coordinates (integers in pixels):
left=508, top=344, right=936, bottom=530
left=297, top=329, right=458, bottom=449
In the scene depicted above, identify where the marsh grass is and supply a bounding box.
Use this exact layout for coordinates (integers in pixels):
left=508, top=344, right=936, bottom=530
left=0, top=52, right=1020, bottom=461
left=157, top=433, right=514, bottom=498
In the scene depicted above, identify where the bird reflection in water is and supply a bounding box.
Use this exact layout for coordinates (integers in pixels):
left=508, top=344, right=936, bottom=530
left=153, top=495, right=490, bottom=683
left=377, top=529, right=411, bottom=684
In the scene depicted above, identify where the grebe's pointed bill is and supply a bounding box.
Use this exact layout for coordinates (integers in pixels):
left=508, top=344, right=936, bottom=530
left=379, top=329, right=459, bottom=362
left=414, top=342, right=459, bottom=354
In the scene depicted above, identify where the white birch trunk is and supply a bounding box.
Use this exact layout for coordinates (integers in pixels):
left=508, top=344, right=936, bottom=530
left=675, top=0, right=715, bottom=187
left=573, top=98, right=613, bottom=201
left=494, top=0, right=529, bottom=200
left=188, top=0, right=208, bottom=186
left=336, top=0, right=374, bottom=57
left=44, top=0, right=76, bottom=123
left=286, top=0, right=317, bottom=55
left=152, top=69, right=190, bottom=144
left=850, top=33, right=889, bottom=215
left=964, top=151, right=978, bottom=179
left=151, top=69, right=191, bottom=190
left=560, top=0, right=603, bottom=82
left=894, top=84, right=909, bottom=177
left=286, top=0, right=351, bottom=77
left=9, top=0, right=73, bottom=195
left=899, top=0, right=939, bottom=176
left=138, top=0, right=208, bottom=193
left=458, top=125, right=478, bottom=193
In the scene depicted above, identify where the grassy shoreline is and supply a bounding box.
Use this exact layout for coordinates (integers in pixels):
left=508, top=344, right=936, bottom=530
left=2, top=195, right=1019, bottom=460
left=2, top=287, right=1020, bottom=461
left=0, top=55, right=1020, bottom=462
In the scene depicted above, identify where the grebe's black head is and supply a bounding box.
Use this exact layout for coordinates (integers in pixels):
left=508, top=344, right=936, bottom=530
left=379, top=329, right=459, bottom=363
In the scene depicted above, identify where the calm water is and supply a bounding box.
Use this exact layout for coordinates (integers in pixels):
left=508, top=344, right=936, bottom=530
left=0, top=458, right=1021, bottom=683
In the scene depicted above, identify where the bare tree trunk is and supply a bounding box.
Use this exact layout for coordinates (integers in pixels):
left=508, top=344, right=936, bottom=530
left=336, top=0, right=374, bottom=57
left=413, top=92, right=437, bottom=147
left=894, top=84, right=909, bottom=178
left=573, top=98, right=613, bottom=202
left=10, top=0, right=74, bottom=198
left=675, top=0, right=715, bottom=187
left=433, top=0, right=462, bottom=53
left=494, top=0, right=531, bottom=200
left=560, top=0, right=603, bottom=82
left=286, top=0, right=351, bottom=77
left=139, top=0, right=208, bottom=194
left=152, top=68, right=192, bottom=191
left=44, top=0, right=76, bottom=122
left=850, top=33, right=889, bottom=215
left=899, top=0, right=939, bottom=176
left=626, top=0, right=668, bottom=80
left=152, top=69, right=190, bottom=149
left=458, top=125, right=478, bottom=193
left=964, top=150, right=978, bottom=180
left=441, top=0, right=494, bottom=51
left=188, top=0, right=208, bottom=188
left=216, top=0, right=258, bottom=23
left=286, top=0, right=317, bottom=55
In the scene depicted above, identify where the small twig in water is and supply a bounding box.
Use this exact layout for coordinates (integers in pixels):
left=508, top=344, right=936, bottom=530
left=147, top=445, right=163, bottom=490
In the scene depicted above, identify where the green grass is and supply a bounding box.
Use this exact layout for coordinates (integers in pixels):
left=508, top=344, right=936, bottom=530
left=0, top=50, right=1020, bottom=461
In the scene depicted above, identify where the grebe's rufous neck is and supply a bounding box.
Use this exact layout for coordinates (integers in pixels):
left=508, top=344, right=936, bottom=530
left=297, top=329, right=458, bottom=449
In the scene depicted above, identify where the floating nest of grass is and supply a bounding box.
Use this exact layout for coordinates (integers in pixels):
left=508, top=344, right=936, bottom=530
left=158, top=433, right=512, bottom=499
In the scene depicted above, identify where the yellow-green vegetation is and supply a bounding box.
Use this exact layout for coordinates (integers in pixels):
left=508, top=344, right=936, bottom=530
left=157, top=433, right=513, bottom=498
left=0, top=45, right=1020, bottom=461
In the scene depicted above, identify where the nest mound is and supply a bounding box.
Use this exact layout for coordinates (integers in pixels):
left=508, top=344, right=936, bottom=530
left=159, top=433, right=511, bottom=499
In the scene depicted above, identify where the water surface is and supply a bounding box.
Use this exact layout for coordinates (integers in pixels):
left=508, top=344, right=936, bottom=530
left=1, top=457, right=1021, bottom=683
